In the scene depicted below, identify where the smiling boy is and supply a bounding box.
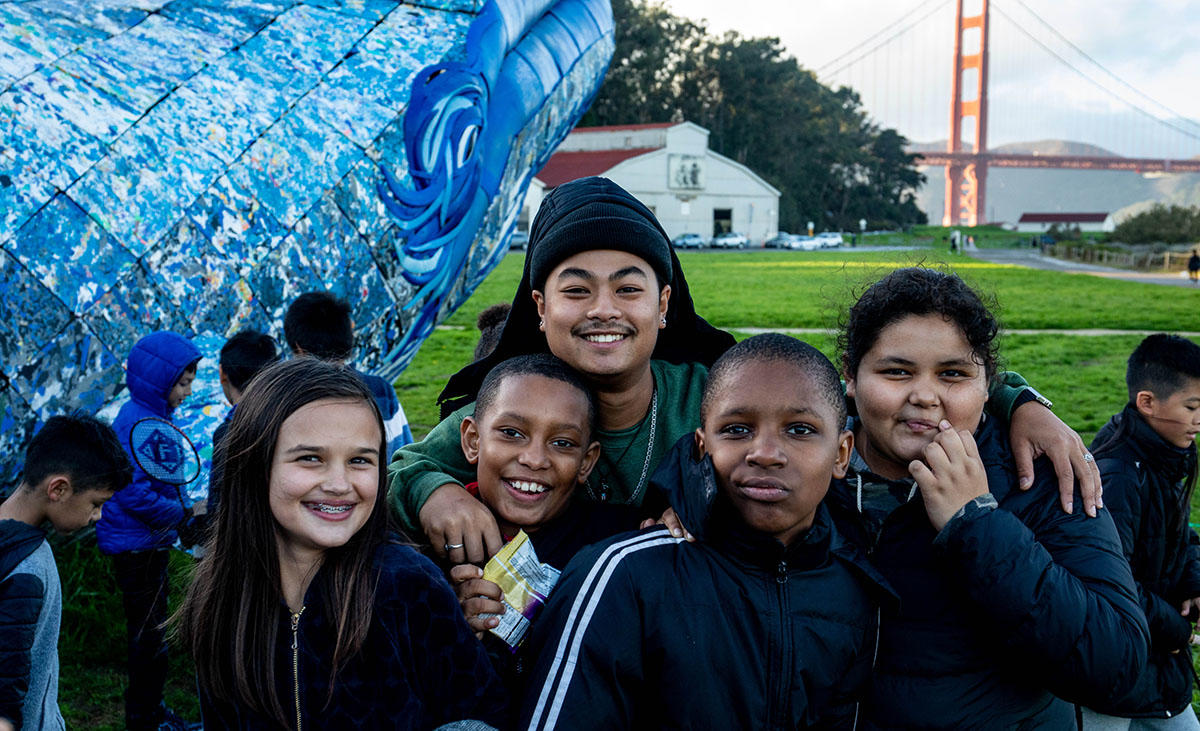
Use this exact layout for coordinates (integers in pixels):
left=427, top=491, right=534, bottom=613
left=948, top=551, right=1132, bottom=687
left=448, top=355, right=641, bottom=711
left=520, top=334, right=890, bottom=730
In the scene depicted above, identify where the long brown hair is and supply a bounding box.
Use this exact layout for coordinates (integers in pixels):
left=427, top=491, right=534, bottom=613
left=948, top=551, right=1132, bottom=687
left=174, top=357, right=390, bottom=726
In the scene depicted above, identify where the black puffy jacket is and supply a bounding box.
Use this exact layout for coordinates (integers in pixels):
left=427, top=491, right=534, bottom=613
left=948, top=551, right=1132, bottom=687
left=199, top=540, right=506, bottom=730
left=1088, top=404, right=1200, bottom=718
left=827, top=415, right=1149, bottom=729
left=520, top=436, right=894, bottom=730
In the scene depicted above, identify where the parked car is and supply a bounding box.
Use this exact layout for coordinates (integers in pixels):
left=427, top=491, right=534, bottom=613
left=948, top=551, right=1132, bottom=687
left=510, top=230, right=529, bottom=250
left=671, top=232, right=706, bottom=249
left=711, top=231, right=749, bottom=249
left=788, top=235, right=821, bottom=251
left=763, top=232, right=793, bottom=249
left=815, top=232, right=844, bottom=248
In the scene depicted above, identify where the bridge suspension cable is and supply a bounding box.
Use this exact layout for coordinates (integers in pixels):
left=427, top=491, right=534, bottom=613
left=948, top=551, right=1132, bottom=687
left=1004, top=0, right=1200, bottom=137
left=991, top=0, right=1200, bottom=149
left=815, top=0, right=948, bottom=79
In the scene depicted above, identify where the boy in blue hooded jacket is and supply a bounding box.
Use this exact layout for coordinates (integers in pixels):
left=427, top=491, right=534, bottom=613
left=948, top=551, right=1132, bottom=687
left=96, top=331, right=201, bottom=731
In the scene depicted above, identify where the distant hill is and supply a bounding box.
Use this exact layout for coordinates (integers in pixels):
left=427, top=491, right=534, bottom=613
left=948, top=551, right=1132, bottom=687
left=909, top=139, right=1200, bottom=224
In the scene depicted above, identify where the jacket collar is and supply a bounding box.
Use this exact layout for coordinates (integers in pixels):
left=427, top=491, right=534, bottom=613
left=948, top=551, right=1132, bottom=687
left=1094, top=403, right=1196, bottom=482
left=649, top=434, right=844, bottom=571
left=0, top=519, right=46, bottom=578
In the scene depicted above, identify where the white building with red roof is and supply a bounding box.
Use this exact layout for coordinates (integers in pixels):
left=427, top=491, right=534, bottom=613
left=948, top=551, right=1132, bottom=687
left=522, top=122, right=780, bottom=244
left=1015, top=212, right=1115, bottom=233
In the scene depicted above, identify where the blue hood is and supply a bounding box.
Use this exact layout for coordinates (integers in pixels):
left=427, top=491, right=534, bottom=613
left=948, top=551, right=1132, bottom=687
left=125, top=332, right=201, bottom=416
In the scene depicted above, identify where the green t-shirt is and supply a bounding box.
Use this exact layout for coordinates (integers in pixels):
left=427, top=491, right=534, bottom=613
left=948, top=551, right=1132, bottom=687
left=387, top=360, right=710, bottom=533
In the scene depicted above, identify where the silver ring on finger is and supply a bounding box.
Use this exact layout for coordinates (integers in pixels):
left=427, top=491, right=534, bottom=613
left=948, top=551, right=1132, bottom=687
left=445, top=542, right=465, bottom=551
left=1083, top=452, right=1095, bottom=463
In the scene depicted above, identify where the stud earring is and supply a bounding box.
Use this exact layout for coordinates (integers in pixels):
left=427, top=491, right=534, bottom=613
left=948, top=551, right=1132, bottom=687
left=539, top=319, right=545, bottom=329
left=660, top=316, right=667, bottom=327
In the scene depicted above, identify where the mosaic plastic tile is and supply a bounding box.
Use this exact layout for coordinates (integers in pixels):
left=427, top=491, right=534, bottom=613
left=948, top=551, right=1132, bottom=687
left=11, top=318, right=124, bottom=415
left=54, top=48, right=173, bottom=114
left=7, top=193, right=137, bottom=314
left=18, top=65, right=138, bottom=143
left=80, top=262, right=194, bottom=357
left=91, top=13, right=233, bottom=83
left=25, top=0, right=150, bottom=36
left=0, top=246, right=73, bottom=367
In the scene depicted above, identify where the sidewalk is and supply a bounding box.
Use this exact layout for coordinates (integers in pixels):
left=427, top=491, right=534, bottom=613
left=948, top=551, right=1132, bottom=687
left=964, top=247, right=1200, bottom=289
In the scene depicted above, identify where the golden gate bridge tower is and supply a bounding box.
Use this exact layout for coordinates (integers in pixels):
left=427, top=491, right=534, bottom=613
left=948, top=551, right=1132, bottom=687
left=945, top=0, right=990, bottom=226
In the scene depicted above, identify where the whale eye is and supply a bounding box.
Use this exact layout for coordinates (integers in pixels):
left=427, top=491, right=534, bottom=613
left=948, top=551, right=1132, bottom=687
left=457, top=126, right=479, bottom=167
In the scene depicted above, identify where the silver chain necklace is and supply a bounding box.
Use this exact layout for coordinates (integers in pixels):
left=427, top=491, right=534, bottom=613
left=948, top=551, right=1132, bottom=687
left=594, top=385, right=659, bottom=503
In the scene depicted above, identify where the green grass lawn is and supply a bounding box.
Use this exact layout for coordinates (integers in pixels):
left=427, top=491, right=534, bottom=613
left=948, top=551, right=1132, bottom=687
left=56, top=247, right=1200, bottom=725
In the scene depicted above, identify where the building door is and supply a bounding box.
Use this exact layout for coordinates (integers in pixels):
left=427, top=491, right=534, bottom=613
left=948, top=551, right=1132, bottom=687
left=713, top=208, right=731, bottom=237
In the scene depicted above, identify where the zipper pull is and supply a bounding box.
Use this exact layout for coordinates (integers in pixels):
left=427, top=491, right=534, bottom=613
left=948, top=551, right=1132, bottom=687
left=776, top=560, right=788, bottom=584
left=291, top=608, right=304, bottom=648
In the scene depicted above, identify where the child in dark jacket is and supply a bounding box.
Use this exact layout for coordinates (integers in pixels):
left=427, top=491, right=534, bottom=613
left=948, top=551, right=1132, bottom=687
left=520, top=335, right=892, bottom=730
left=831, top=267, right=1149, bottom=729
left=0, top=414, right=131, bottom=730
left=447, top=354, right=641, bottom=712
left=95, top=330, right=201, bottom=731
left=1081, top=334, right=1200, bottom=728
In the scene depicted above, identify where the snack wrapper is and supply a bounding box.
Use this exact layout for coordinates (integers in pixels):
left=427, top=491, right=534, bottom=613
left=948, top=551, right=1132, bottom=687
left=481, top=531, right=561, bottom=649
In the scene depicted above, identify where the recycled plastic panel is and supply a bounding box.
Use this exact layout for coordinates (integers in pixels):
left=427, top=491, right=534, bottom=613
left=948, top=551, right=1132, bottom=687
left=0, top=0, right=615, bottom=492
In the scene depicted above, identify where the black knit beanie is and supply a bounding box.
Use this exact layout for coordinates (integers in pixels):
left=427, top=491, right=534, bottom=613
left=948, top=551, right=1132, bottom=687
left=528, top=177, right=673, bottom=289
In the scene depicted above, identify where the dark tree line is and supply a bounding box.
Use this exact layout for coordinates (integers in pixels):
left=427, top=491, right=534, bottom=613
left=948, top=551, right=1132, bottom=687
left=1111, top=204, right=1200, bottom=244
left=580, top=0, right=927, bottom=232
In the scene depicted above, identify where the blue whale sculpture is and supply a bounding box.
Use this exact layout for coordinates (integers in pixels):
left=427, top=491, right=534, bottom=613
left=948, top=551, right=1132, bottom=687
left=0, top=0, right=615, bottom=493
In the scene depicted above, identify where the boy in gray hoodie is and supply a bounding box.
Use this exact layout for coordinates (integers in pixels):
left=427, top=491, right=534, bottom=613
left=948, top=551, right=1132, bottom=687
left=0, top=414, right=131, bottom=729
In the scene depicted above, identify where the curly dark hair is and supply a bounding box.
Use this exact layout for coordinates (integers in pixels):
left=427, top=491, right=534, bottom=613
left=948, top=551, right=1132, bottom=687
left=838, top=267, right=1002, bottom=382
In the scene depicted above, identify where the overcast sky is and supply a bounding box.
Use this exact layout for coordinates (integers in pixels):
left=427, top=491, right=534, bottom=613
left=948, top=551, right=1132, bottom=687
left=660, top=0, right=1200, bottom=157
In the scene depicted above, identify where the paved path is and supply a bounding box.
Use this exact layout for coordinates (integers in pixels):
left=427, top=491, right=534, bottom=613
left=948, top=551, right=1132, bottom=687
left=964, top=247, right=1200, bottom=289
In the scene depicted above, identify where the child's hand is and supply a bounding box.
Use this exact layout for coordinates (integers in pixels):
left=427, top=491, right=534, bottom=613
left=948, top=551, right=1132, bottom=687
left=1180, top=597, right=1200, bottom=621
left=909, top=421, right=990, bottom=531
left=1009, top=399, right=1101, bottom=517
left=449, top=564, right=505, bottom=639
left=639, top=507, right=694, bottom=541
left=422, top=484, right=504, bottom=565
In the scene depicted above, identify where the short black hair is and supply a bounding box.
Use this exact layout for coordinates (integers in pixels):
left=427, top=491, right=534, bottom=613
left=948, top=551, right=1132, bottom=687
left=702, top=333, right=847, bottom=427
left=1126, top=334, right=1200, bottom=401
left=220, top=329, right=279, bottom=392
left=474, top=354, right=596, bottom=439
left=283, top=291, right=354, bottom=360
left=22, top=413, right=132, bottom=494
left=840, top=267, right=1000, bottom=382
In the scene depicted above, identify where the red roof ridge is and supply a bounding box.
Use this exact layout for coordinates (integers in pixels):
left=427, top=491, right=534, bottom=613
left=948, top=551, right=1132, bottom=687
left=1018, top=212, right=1110, bottom=223
left=536, top=148, right=660, bottom=188
left=570, top=122, right=676, bottom=133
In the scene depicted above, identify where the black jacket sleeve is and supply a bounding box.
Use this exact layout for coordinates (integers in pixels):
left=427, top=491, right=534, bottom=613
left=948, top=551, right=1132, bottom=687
left=1181, top=529, right=1200, bottom=601
left=1099, top=464, right=1193, bottom=651
left=0, top=571, right=46, bottom=728
left=934, top=485, right=1150, bottom=707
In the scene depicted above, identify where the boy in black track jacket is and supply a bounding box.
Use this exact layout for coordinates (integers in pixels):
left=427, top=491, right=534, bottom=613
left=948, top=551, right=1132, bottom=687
left=520, top=335, right=893, bottom=730
left=1082, top=334, right=1200, bottom=728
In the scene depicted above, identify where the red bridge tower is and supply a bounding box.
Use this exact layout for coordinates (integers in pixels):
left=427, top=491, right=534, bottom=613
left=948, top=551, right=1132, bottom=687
left=944, top=0, right=990, bottom=225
